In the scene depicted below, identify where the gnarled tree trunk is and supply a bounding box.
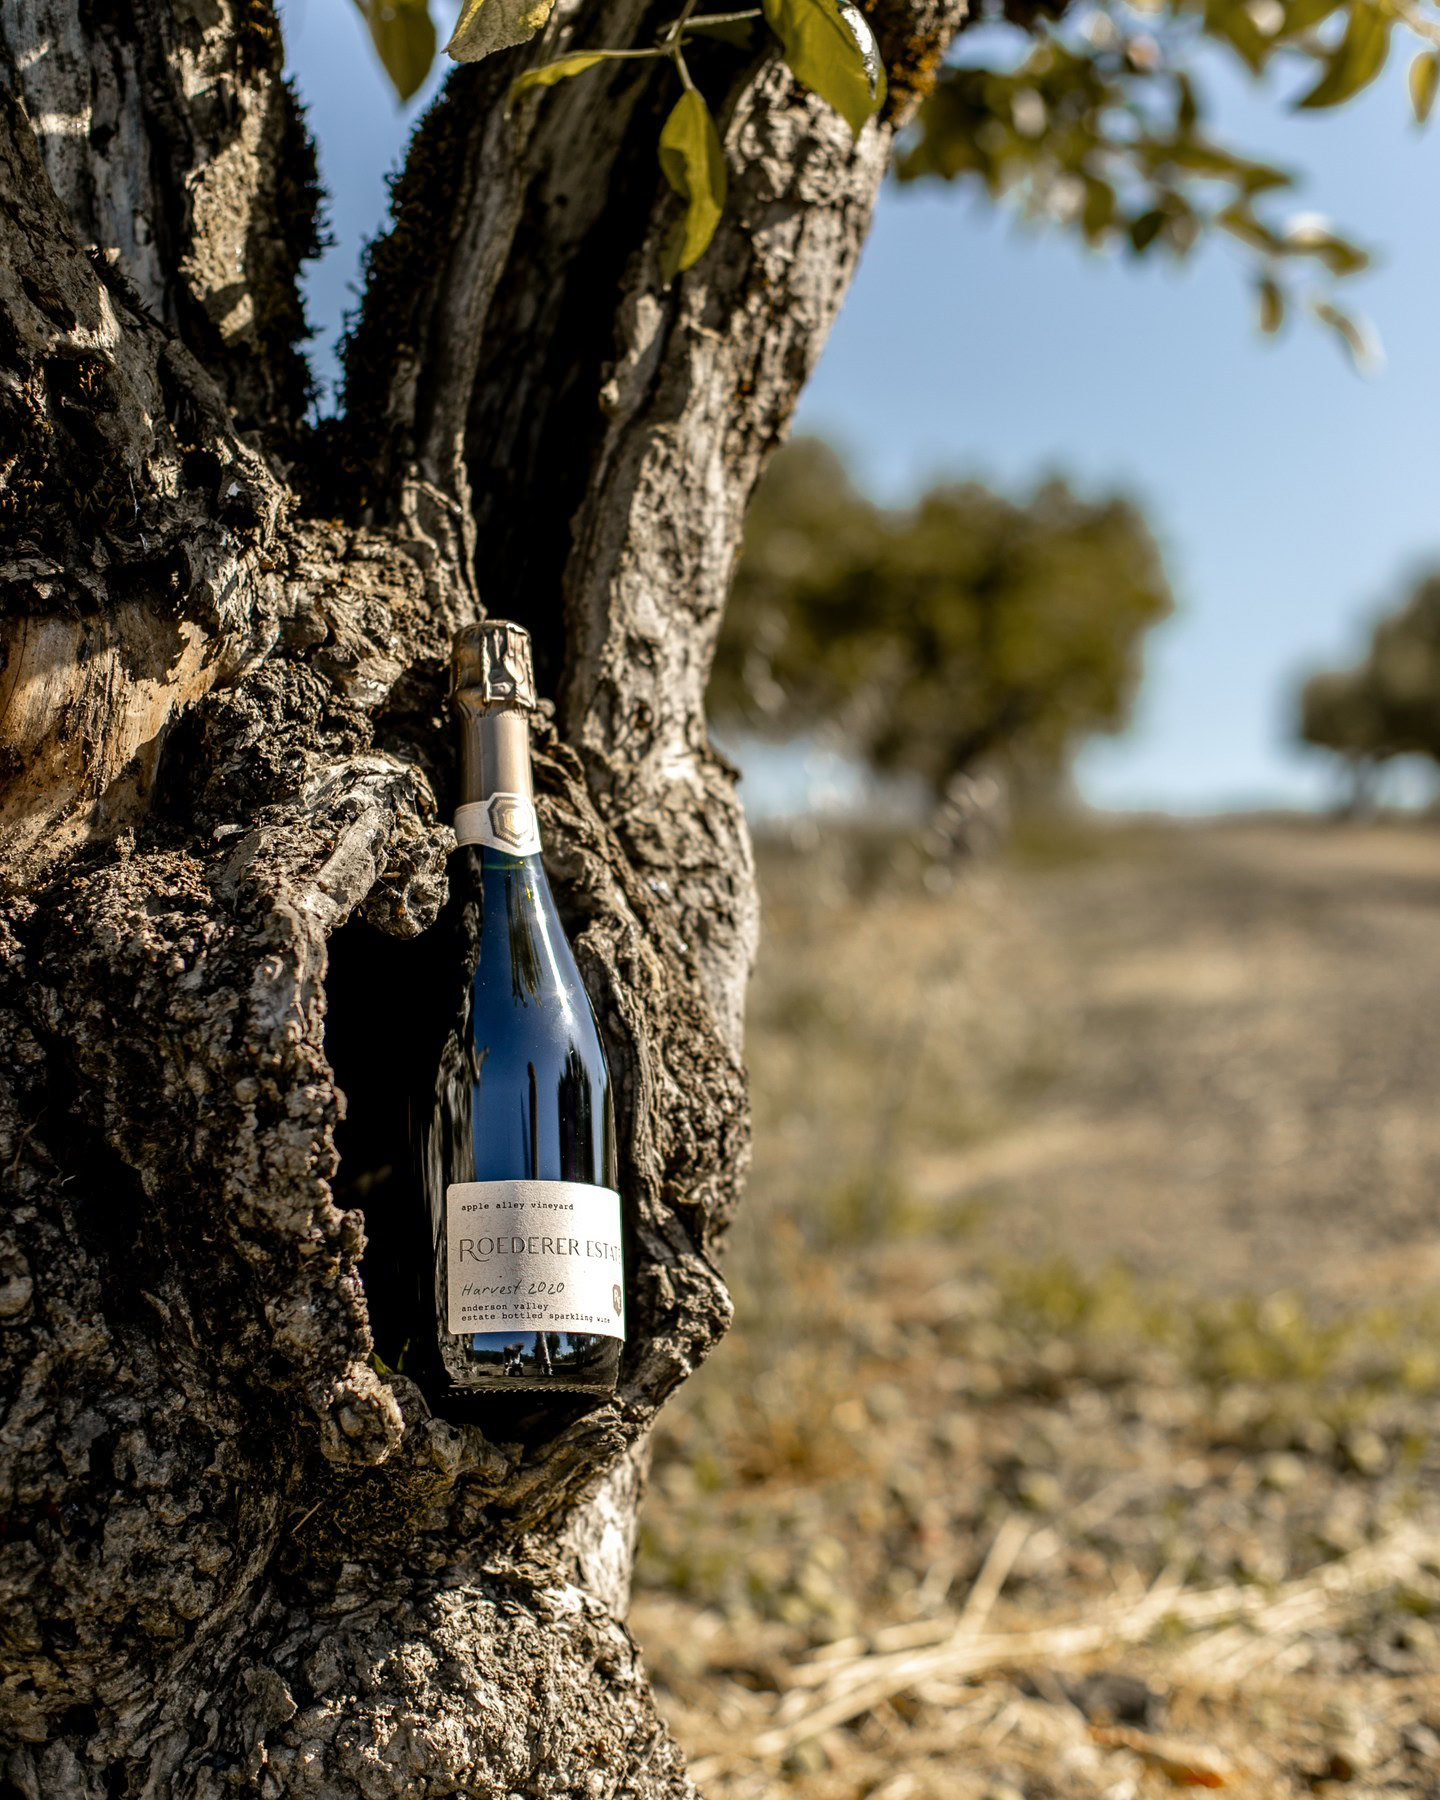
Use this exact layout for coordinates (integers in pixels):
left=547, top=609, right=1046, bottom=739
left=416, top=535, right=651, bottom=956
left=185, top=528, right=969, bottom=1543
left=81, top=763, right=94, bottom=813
left=0, top=0, right=963, bottom=1791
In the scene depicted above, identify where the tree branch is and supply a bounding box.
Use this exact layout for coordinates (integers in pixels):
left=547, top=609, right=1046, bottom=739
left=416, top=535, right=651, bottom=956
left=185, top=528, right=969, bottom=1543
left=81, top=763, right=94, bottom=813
left=3, top=0, right=322, bottom=435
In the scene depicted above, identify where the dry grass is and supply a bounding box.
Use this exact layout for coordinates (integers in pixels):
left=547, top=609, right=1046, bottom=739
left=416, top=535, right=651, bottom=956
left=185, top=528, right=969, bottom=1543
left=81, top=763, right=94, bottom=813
left=633, top=819, right=1440, bottom=1798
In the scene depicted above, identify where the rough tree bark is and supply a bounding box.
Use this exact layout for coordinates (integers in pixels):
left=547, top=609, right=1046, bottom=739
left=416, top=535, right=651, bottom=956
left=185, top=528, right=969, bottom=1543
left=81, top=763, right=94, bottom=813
left=0, top=0, right=965, bottom=1792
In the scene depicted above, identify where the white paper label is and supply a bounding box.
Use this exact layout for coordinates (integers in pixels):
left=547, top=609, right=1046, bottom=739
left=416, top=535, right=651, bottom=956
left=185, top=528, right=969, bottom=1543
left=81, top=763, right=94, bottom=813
left=445, top=1180, right=625, bottom=1340
left=454, top=793, right=541, bottom=856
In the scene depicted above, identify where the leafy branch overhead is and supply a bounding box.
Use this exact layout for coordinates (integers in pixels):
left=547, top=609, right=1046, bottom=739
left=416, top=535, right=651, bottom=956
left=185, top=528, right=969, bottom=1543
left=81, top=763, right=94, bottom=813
left=898, top=0, right=1440, bottom=361
left=351, top=0, right=1440, bottom=341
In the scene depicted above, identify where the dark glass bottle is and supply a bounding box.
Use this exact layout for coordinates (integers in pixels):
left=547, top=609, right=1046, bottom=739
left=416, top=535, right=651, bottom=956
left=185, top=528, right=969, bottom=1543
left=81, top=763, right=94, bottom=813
left=413, top=622, right=623, bottom=1396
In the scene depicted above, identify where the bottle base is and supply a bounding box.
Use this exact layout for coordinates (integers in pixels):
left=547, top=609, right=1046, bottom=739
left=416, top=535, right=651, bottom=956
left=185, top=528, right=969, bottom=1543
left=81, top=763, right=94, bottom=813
left=445, top=1376, right=618, bottom=1397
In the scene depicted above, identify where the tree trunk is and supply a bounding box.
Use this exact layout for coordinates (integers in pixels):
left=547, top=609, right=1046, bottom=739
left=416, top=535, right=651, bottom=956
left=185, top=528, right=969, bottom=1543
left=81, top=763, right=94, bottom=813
left=0, top=0, right=964, bottom=1791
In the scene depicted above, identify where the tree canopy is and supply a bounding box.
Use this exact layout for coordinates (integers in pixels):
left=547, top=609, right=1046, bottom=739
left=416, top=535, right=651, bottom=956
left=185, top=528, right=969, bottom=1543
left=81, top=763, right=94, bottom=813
left=1298, top=572, right=1440, bottom=776
left=710, top=438, right=1173, bottom=796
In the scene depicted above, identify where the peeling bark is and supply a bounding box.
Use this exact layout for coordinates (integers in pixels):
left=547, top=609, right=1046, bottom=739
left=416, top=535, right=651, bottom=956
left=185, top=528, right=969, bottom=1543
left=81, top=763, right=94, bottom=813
left=0, top=0, right=966, bottom=1791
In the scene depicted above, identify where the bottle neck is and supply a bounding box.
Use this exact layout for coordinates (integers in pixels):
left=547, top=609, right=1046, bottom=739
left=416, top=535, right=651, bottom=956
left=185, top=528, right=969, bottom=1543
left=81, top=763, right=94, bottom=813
left=454, top=703, right=541, bottom=856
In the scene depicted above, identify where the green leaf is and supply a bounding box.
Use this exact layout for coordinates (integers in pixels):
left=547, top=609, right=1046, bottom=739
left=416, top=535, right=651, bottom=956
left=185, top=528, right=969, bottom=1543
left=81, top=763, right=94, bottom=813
left=658, top=89, right=728, bottom=279
left=447, top=0, right=557, bottom=62
left=687, top=15, right=765, bottom=46
left=1281, top=0, right=1346, bottom=34
left=1313, top=299, right=1379, bottom=370
left=1129, top=209, right=1165, bottom=253
left=1410, top=50, right=1440, bottom=124
left=508, top=51, right=613, bottom=110
left=1286, top=222, right=1369, bottom=276
left=1204, top=0, right=1272, bottom=74
left=1164, top=140, right=1290, bottom=195
left=1082, top=178, right=1116, bottom=243
left=1296, top=0, right=1390, bottom=109
left=761, top=0, right=887, bottom=140
left=1217, top=203, right=1285, bottom=255
left=356, top=0, right=436, bottom=102
left=1257, top=275, right=1285, bottom=333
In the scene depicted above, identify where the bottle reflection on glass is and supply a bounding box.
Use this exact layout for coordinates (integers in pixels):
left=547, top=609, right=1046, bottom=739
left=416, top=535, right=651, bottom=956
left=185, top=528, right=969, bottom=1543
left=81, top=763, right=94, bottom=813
left=412, top=622, right=623, bottom=1396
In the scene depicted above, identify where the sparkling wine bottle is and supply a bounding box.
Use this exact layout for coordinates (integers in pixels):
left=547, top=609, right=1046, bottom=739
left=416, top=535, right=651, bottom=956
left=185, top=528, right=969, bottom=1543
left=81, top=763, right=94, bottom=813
left=414, top=621, right=624, bottom=1395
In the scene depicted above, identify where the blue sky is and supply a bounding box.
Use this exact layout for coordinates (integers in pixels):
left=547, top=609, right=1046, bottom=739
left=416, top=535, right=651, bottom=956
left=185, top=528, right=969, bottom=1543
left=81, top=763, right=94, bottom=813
left=279, top=1, right=1440, bottom=812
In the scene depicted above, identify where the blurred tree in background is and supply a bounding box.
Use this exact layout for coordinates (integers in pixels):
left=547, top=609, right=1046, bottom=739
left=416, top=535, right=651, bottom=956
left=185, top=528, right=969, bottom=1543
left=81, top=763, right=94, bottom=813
left=1298, top=572, right=1440, bottom=805
left=710, top=438, right=1173, bottom=802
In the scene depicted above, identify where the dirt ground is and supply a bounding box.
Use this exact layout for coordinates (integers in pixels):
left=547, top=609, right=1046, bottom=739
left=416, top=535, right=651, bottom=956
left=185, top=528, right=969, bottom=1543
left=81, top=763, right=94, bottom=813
left=913, top=819, right=1440, bottom=1303
left=630, top=818, right=1440, bottom=1800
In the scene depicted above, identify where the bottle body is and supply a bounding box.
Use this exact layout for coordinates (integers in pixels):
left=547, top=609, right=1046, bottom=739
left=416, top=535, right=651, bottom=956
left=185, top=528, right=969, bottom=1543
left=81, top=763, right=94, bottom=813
left=415, top=626, right=624, bottom=1396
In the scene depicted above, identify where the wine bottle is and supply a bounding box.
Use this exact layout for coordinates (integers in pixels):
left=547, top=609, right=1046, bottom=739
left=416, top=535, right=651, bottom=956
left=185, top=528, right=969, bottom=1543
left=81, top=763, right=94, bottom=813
left=414, top=621, right=624, bottom=1396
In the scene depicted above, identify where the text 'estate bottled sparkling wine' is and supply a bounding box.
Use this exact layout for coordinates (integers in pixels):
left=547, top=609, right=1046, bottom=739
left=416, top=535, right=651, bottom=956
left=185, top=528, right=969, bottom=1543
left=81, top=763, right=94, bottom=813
left=413, top=621, right=624, bottom=1395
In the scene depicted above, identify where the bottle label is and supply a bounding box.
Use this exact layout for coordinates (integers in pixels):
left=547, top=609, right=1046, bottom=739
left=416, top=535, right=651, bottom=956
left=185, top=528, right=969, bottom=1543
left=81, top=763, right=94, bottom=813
left=445, top=1180, right=625, bottom=1340
left=454, top=793, right=541, bottom=856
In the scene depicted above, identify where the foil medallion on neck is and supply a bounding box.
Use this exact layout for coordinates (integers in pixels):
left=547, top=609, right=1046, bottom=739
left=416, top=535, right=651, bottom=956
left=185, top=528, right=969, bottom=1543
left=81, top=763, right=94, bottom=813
left=455, top=792, right=541, bottom=855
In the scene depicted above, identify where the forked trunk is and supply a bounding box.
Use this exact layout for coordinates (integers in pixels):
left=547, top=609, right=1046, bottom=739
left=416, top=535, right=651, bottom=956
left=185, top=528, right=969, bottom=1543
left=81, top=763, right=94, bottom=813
left=0, top=0, right=963, bottom=1790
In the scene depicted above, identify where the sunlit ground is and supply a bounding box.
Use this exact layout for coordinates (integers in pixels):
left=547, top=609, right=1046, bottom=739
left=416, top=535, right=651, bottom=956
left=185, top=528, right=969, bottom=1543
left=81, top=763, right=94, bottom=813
left=633, top=815, right=1440, bottom=1798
